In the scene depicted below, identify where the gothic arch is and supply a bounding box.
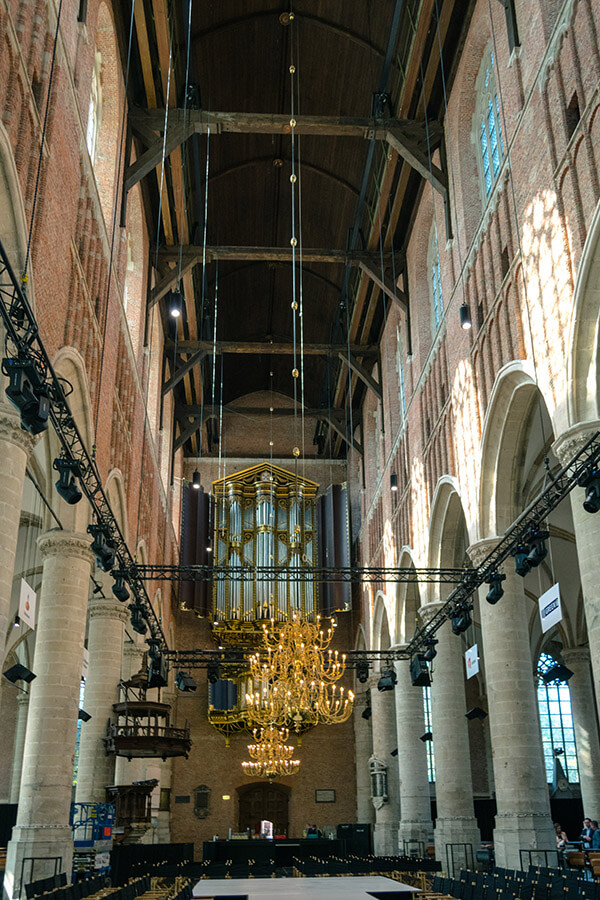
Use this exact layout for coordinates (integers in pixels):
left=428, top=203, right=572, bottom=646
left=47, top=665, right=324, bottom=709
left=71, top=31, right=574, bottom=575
left=372, top=591, right=391, bottom=652
left=395, top=547, right=424, bottom=645
left=105, top=469, right=129, bottom=545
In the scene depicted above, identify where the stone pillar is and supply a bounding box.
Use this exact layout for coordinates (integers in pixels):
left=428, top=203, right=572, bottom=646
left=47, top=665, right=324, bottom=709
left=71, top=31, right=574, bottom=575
left=5, top=531, right=93, bottom=900
left=561, top=647, right=600, bottom=815
left=0, top=403, right=35, bottom=664
left=394, top=652, right=433, bottom=852
left=353, top=691, right=375, bottom=824
left=468, top=539, right=555, bottom=869
left=370, top=675, right=399, bottom=855
left=419, top=603, right=481, bottom=869
left=553, top=423, right=600, bottom=721
left=9, top=693, right=30, bottom=804
left=75, top=594, right=128, bottom=803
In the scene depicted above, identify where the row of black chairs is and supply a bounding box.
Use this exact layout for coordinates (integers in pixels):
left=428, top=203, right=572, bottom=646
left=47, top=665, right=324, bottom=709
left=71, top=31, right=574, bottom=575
left=26, top=874, right=107, bottom=900
left=433, top=865, right=600, bottom=900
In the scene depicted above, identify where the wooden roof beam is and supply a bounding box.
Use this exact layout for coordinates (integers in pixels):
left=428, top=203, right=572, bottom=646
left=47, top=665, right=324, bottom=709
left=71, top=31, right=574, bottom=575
left=337, top=352, right=382, bottom=401
left=166, top=340, right=377, bottom=356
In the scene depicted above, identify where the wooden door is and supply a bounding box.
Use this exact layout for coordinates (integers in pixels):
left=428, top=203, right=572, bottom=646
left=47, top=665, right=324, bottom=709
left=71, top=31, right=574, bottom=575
left=237, top=782, right=290, bottom=836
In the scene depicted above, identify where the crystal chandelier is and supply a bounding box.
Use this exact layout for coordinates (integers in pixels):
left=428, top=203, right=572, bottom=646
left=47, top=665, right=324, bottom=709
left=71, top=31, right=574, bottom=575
left=245, top=615, right=354, bottom=730
left=241, top=725, right=300, bottom=778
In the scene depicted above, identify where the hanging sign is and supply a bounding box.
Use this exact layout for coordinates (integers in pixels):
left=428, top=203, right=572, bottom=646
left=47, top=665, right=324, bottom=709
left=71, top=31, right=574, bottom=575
left=539, top=582, right=562, bottom=633
left=465, top=643, right=479, bottom=679
left=18, top=579, right=36, bottom=630
left=82, top=647, right=89, bottom=680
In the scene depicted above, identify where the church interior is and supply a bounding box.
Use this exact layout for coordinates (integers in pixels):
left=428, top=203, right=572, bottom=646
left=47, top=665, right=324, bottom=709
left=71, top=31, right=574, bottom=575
left=2, top=0, right=600, bottom=897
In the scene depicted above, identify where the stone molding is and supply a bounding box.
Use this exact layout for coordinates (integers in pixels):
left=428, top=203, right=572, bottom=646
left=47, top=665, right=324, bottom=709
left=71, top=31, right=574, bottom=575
left=467, top=537, right=502, bottom=568
left=88, top=596, right=129, bottom=623
left=552, top=421, right=600, bottom=466
left=37, top=530, right=94, bottom=565
left=16, top=692, right=30, bottom=707
left=0, top=402, right=36, bottom=455
left=561, top=645, right=591, bottom=666
left=418, top=601, right=444, bottom=626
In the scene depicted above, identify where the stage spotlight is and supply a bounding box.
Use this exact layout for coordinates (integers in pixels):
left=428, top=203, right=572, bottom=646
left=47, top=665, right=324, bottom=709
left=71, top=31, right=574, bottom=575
left=207, top=662, right=221, bottom=684
left=53, top=456, right=82, bottom=504
left=175, top=671, right=197, bottom=692
left=2, top=356, right=50, bottom=434
left=192, top=470, right=201, bottom=489
left=423, top=639, right=438, bottom=662
left=420, top=732, right=433, bottom=742
left=169, top=288, right=183, bottom=319
left=3, top=663, right=36, bottom=684
left=485, top=572, right=506, bottom=605
left=541, top=664, right=574, bottom=684
left=579, top=468, right=600, bottom=513
left=78, top=709, right=92, bottom=722
left=451, top=608, right=472, bottom=635
left=465, top=707, right=488, bottom=720
left=361, top=705, right=372, bottom=720
left=377, top=668, right=397, bottom=692
left=148, top=652, right=169, bottom=689
left=391, top=748, right=398, bottom=757
left=112, top=575, right=130, bottom=603
left=356, top=662, right=369, bottom=684
left=459, top=302, right=472, bottom=330
left=129, top=605, right=147, bottom=635
left=526, top=529, right=549, bottom=568
left=88, top=524, right=116, bottom=572
left=390, top=472, right=398, bottom=492
left=513, top=544, right=531, bottom=577
left=410, top=654, right=431, bottom=687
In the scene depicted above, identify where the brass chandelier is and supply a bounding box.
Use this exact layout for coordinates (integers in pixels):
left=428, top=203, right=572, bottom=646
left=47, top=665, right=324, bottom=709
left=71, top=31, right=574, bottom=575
left=241, top=725, right=300, bottom=779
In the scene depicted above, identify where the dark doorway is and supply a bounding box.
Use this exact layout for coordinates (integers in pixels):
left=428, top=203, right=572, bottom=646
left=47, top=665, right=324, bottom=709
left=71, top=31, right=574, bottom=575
left=237, top=782, right=290, bottom=836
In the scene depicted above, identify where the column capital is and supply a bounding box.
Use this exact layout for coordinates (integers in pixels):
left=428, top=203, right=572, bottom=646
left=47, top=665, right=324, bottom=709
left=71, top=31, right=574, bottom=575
left=0, top=401, right=36, bottom=456
left=37, top=529, right=94, bottom=565
left=88, top=594, right=129, bottom=623
left=553, top=420, right=600, bottom=466
left=16, top=691, right=30, bottom=707
left=561, top=645, right=591, bottom=666
left=467, top=536, right=502, bottom=567
left=418, top=601, right=443, bottom=626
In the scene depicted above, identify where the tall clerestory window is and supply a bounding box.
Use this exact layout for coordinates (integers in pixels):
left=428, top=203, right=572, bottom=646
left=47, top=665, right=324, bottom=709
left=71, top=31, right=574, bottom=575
left=423, top=685, right=435, bottom=782
left=396, top=326, right=406, bottom=419
left=86, top=51, right=102, bottom=164
left=476, top=48, right=504, bottom=198
left=429, top=224, right=443, bottom=333
left=537, top=652, right=579, bottom=784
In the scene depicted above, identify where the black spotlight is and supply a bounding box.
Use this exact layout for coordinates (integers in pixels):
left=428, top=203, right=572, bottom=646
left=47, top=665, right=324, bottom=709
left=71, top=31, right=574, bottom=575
left=579, top=468, right=600, bottom=513
left=451, top=608, right=472, bottom=635
left=169, top=288, right=183, bottom=319
left=459, top=302, right=472, bottom=330
left=3, top=663, right=36, bottom=684
left=112, top=575, right=130, bottom=603
left=88, top=524, right=116, bottom=572
left=390, top=472, right=398, bottom=492
left=466, top=706, right=488, bottom=720
left=207, top=662, right=221, bottom=684
left=420, top=732, right=433, bottom=742
left=526, top=529, right=549, bottom=568
left=192, top=470, right=201, bottom=490
left=356, top=662, right=369, bottom=684
left=148, top=651, right=169, bottom=688
left=3, top=356, right=50, bottom=434
left=423, top=639, right=438, bottom=662
left=175, top=671, right=197, bottom=692
left=410, top=653, right=431, bottom=686
left=53, top=456, right=82, bottom=504
left=542, top=664, right=574, bottom=684
left=513, top=544, right=532, bottom=577
left=485, top=572, right=506, bottom=605
left=377, top=668, right=397, bottom=692
left=78, top=709, right=92, bottom=722
left=361, top=705, right=372, bottom=720
left=129, top=605, right=147, bottom=635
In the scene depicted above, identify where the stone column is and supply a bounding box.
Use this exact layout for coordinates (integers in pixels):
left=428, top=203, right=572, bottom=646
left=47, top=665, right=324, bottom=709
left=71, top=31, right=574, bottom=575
left=370, top=674, right=400, bottom=855
left=394, top=652, right=433, bottom=851
left=468, top=539, right=555, bottom=869
left=9, top=693, right=30, bottom=804
left=553, top=423, right=600, bottom=721
left=5, top=531, right=93, bottom=900
left=561, top=647, right=600, bottom=815
left=0, top=403, right=35, bottom=664
left=419, top=603, right=481, bottom=869
left=353, top=691, right=375, bottom=824
left=75, top=594, right=128, bottom=803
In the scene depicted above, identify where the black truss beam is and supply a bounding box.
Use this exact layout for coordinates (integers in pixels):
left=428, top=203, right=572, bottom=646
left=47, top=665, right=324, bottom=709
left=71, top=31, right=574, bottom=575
left=165, top=647, right=414, bottom=667
left=117, top=564, right=467, bottom=583
left=0, top=240, right=167, bottom=650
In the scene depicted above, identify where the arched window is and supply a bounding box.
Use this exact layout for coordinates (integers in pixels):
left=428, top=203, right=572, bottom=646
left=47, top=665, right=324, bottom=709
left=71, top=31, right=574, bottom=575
left=86, top=50, right=102, bottom=163
left=429, top=224, right=443, bottom=332
left=396, top=325, right=406, bottom=419
left=423, top=686, right=435, bottom=782
left=475, top=48, right=504, bottom=198
left=537, top=652, right=579, bottom=783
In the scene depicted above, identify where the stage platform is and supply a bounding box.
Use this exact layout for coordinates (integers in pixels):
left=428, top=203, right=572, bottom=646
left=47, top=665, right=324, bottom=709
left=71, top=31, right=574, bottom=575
left=192, top=874, right=418, bottom=899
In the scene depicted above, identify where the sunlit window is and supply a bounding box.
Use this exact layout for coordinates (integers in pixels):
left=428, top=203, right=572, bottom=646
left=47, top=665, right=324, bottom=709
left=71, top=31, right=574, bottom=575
left=73, top=678, right=86, bottom=785
left=476, top=49, right=504, bottom=197
left=429, top=225, right=443, bottom=332
left=423, top=685, right=435, bottom=782
left=396, top=326, right=406, bottom=418
left=537, top=652, right=579, bottom=783
left=86, top=51, right=102, bottom=164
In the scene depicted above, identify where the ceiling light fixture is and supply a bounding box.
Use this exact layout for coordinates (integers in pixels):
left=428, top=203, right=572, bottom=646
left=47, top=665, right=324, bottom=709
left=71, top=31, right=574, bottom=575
left=459, top=302, right=472, bottom=330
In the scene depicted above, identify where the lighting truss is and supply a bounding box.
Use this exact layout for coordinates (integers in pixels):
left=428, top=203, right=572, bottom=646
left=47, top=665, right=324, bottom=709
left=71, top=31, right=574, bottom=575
left=0, top=239, right=166, bottom=650
left=117, top=564, right=467, bottom=583
left=165, top=647, right=413, bottom=666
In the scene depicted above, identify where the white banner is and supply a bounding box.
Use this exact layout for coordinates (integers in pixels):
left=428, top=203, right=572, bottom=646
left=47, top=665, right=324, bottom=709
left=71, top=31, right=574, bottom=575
left=82, top=647, right=89, bottom=680
left=18, top=579, right=36, bottom=631
left=465, top=643, right=479, bottom=679
left=539, top=582, right=562, bottom=634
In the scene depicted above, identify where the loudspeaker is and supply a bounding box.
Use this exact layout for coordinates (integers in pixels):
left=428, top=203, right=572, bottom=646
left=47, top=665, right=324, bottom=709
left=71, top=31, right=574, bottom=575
left=409, top=654, right=430, bottom=687
left=337, top=823, right=372, bottom=856
left=3, top=664, right=36, bottom=684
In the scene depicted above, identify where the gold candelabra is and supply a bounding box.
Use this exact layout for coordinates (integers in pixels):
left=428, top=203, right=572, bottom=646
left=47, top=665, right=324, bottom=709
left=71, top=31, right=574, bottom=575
left=241, top=724, right=300, bottom=778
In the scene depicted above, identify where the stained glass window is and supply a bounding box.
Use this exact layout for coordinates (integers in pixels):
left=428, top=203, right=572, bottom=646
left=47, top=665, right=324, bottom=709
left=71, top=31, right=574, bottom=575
left=396, top=327, right=406, bottom=418
left=423, top=685, right=435, bottom=782
left=537, top=652, right=579, bottom=783
left=431, top=227, right=443, bottom=331
left=478, top=50, right=504, bottom=197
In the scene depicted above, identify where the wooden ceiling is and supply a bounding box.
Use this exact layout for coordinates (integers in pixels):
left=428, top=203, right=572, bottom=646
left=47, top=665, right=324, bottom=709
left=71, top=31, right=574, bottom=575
left=118, top=0, right=475, bottom=460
